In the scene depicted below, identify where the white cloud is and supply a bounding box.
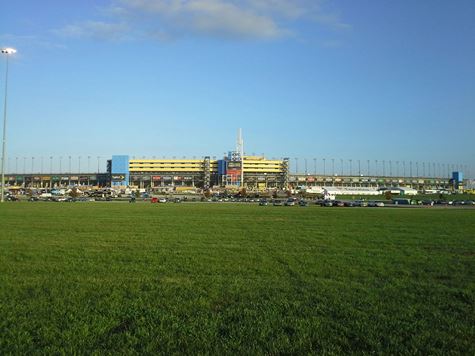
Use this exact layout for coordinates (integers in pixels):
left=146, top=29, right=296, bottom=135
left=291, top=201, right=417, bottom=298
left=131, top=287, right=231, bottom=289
left=54, top=21, right=130, bottom=41
left=54, top=0, right=350, bottom=41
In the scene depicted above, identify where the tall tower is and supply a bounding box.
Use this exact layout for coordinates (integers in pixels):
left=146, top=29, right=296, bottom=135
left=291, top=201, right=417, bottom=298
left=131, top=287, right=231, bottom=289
left=237, top=128, right=244, bottom=187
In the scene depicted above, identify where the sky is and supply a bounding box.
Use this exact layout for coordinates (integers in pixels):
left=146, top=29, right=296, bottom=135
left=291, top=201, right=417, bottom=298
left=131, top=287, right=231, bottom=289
left=1, top=0, right=474, bottom=176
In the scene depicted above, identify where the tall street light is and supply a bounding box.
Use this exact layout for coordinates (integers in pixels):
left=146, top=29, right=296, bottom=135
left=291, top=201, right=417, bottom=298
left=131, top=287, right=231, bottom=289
left=1, top=47, right=16, bottom=203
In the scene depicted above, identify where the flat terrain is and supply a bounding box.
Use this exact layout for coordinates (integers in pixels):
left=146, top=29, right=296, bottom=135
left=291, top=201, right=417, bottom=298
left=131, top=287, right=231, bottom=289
left=0, top=203, right=474, bottom=354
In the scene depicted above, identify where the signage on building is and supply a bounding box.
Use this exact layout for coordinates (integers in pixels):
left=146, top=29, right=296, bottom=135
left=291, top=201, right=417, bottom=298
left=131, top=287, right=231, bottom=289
left=307, top=177, right=315, bottom=182
left=227, top=169, right=241, bottom=176
left=52, top=176, right=60, bottom=181
left=61, top=176, right=69, bottom=180
left=163, top=176, right=172, bottom=181
left=142, top=176, right=151, bottom=181
left=111, top=175, right=125, bottom=181
left=16, top=176, right=24, bottom=181
left=79, top=176, right=88, bottom=181
left=227, top=161, right=242, bottom=169
left=41, top=176, right=51, bottom=181
left=70, top=176, right=79, bottom=180
left=184, top=176, right=193, bottom=181
left=152, top=176, right=161, bottom=181
left=34, top=176, right=41, bottom=181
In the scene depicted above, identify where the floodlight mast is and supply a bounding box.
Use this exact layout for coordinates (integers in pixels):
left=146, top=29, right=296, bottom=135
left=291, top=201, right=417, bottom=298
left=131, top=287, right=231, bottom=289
left=237, top=128, right=244, bottom=187
left=1, top=47, right=17, bottom=203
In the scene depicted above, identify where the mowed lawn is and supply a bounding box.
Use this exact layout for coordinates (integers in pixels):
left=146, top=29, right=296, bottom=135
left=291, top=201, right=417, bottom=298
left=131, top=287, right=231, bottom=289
left=0, top=203, right=474, bottom=354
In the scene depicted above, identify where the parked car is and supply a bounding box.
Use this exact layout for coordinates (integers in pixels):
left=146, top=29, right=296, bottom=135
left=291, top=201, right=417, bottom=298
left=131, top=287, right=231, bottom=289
left=323, top=200, right=333, bottom=207
left=344, top=201, right=355, bottom=207
left=355, top=200, right=368, bottom=207
left=158, top=197, right=167, bottom=203
left=333, top=200, right=345, bottom=207
left=298, top=200, right=308, bottom=207
left=259, top=199, right=269, bottom=206
left=273, top=199, right=283, bottom=206
left=285, top=198, right=296, bottom=206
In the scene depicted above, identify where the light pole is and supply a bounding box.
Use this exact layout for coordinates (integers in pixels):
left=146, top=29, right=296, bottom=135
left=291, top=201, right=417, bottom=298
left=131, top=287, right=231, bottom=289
left=1, top=47, right=16, bottom=202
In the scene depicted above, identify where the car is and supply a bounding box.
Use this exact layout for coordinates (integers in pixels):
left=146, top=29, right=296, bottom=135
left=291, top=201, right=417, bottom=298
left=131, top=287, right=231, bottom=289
left=422, top=200, right=434, bottom=206
left=6, top=195, right=19, bottom=201
left=158, top=197, right=167, bottom=203
left=298, top=200, right=308, bottom=207
left=259, top=199, right=269, bottom=206
left=174, top=198, right=181, bottom=203
left=28, top=196, right=39, bottom=202
left=273, top=199, right=283, bottom=206
left=344, top=201, right=355, bottom=207
left=323, top=200, right=333, bottom=207
left=285, top=199, right=296, bottom=206
left=333, top=200, right=345, bottom=207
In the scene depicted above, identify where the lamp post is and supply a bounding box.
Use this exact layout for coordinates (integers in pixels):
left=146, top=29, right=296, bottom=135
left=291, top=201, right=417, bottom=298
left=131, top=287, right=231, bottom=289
left=1, top=47, right=16, bottom=203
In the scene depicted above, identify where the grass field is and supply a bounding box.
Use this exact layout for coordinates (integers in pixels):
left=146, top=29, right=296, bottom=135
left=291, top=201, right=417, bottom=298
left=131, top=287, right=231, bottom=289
left=0, top=203, right=474, bottom=354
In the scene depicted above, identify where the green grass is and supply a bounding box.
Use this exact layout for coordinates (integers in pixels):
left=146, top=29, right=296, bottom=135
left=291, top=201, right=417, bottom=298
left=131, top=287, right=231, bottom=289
left=0, top=203, right=474, bottom=354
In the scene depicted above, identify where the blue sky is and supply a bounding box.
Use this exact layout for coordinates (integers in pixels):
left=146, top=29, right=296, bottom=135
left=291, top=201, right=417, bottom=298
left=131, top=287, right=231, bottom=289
left=1, top=0, right=474, bottom=176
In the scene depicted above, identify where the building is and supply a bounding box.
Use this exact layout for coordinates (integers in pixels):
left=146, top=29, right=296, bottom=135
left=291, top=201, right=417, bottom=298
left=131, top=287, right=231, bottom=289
left=109, top=154, right=289, bottom=190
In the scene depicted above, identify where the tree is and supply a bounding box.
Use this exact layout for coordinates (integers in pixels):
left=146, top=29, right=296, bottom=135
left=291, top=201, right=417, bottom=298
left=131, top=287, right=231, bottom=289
left=384, top=191, right=392, bottom=200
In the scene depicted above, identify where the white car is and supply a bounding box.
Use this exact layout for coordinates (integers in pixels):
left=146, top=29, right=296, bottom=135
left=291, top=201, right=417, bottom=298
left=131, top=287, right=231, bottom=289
left=158, top=198, right=167, bottom=203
